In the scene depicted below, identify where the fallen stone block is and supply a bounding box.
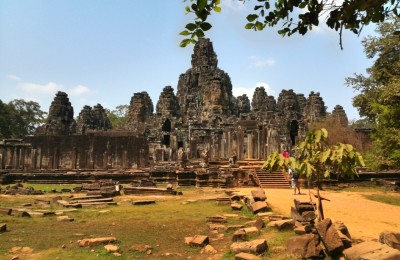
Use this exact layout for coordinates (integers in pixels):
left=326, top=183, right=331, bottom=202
left=17, top=211, right=31, bottom=218
left=337, top=229, right=352, bottom=249
left=251, top=201, right=269, bottom=214
left=232, top=229, right=247, bottom=242
left=57, top=200, right=82, bottom=208
left=104, top=244, right=119, bottom=252
left=208, top=223, right=227, bottom=230
left=253, top=219, right=265, bottom=231
left=265, top=214, right=289, bottom=222
left=206, top=216, right=227, bottom=223
left=286, top=234, right=324, bottom=259
left=294, top=225, right=312, bottom=235
left=57, top=216, right=74, bottom=222
left=231, top=202, right=243, bottom=211
left=251, top=189, right=266, bottom=202
left=78, top=237, right=117, bottom=247
left=230, top=195, right=242, bottom=201
left=234, top=252, right=262, bottom=260
left=230, top=239, right=268, bottom=255
left=379, top=231, right=400, bottom=250
left=344, top=241, right=400, bottom=260
left=267, top=219, right=295, bottom=231
left=294, top=199, right=315, bottom=214
left=223, top=213, right=239, bottom=218
left=0, top=207, right=12, bottom=216
left=0, top=223, right=6, bottom=233
left=256, top=212, right=273, bottom=217
left=315, top=218, right=344, bottom=256
left=301, top=211, right=317, bottom=222
left=188, top=235, right=209, bottom=247
left=243, top=227, right=260, bottom=236
left=334, top=220, right=351, bottom=239
left=131, top=200, right=156, bottom=205
left=227, top=225, right=245, bottom=231
left=201, top=244, right=217, bottom=254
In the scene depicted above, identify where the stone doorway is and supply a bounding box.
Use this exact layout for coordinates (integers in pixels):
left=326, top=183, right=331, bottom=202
left=290, top=120, right=299, bottom=146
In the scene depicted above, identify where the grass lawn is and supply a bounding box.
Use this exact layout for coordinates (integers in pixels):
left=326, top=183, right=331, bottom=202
left=0, top=185, right=296, bottom=259
left=363, top=193, right=400, bottom=207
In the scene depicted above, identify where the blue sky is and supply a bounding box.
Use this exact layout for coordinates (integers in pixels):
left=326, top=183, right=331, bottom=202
left=0, top=0, right=376, bottom=121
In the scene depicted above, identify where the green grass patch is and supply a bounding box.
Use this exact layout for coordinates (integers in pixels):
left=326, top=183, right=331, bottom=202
left=0, top=186, right=300, bottom=259
left=363, top=194, right=400, bottom=206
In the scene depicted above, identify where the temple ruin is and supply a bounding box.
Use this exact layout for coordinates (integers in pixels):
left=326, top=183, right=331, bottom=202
left=0, top=38, right=350, bottom=187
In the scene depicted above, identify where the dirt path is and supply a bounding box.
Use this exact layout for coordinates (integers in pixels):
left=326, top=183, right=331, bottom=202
left=238, top=188, right=400, bottom=241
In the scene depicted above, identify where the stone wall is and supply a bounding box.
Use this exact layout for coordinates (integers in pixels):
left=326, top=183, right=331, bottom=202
left=0, top=134, right=148, bottom=170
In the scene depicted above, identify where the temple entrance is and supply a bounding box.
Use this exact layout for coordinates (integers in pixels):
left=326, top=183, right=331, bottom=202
left=162, top=119, right=172, bottom=148
left=163, top=135, right=171, bottom=147
left=290, top=120, right=299, bottom=146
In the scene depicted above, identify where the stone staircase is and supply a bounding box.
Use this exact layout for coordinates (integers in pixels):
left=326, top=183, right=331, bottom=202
left=255, top=170, right=291, bottom=189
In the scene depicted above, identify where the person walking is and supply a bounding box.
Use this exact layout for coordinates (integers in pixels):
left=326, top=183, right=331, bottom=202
left=289, top=168, right=301, bottom=195
left=283, top=149, right=289, bottom=158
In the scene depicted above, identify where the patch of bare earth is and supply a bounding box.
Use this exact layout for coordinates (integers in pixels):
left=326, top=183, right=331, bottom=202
left=237, top=188, right=400, bottom=241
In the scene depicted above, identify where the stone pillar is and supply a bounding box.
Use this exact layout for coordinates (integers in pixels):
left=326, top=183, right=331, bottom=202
left=32, top=149, right=37, bottom=169
left=247, top=133, right=252, bottom=159
left=38, top=146, right=42, bottom=169
left=13, top=147, right=18, bottom=169
left=20, top=148, right=24, bottom=169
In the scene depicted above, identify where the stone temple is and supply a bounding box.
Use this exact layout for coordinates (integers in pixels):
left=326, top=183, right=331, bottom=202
left=0, top=38, right=348, bottom=187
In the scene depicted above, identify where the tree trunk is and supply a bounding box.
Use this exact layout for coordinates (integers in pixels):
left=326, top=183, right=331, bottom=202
left=316, top=173, right=324, bottom=220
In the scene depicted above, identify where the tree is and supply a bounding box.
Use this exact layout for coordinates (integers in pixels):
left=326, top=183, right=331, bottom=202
left=0, top=99, right=46, bottom=139
left=9, top=99, right=47, bottom=135
left=180, top=0, right=400, bottom=49
left=262, top=128, right=364, bottom=220
left=105, top=105, right=129, bottom=129
left=346, top=16, right=400, bottom=169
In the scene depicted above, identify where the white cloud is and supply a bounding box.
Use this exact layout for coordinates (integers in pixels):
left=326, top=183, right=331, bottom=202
left=69, top=85, right=90, bottom=96
left=249, top=56, right=276, bottom=68
left=18, top=82, right=64, bottom=94
left=8, top=74, right=22, bottom=81
left=232, top=86, right=256, bottom=98
left=232, top=82, right=275, bottom=98
left=255, top=82, right=275, bottom=96
left=6, top=76, right=92, bottom=111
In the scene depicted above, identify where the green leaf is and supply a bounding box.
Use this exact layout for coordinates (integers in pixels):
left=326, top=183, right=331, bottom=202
left=321, top=128, right=328, bottom=138
left=214, top=6, right=221, bottom=13
left=185, top=6, right=191, bottom=13
left=179, top=39, right=192, bottom=48
left=197, top=0, right=207, bottom=11
left=299, top=2, right=307, bottom=8
left=185, top=23, right=198, bottom=31
left=255, top=21, right=264, bottom=30
left=245, top=23, right=254, bottom=29
left=199, top=22, right=212, bottom=31
left=320, top=150, right=331, bottom=163
left=247, top=14, right=259, bottom=22
left=179, top=30, right=191, bottom=36
left=195, top=29, right=205, bottom=38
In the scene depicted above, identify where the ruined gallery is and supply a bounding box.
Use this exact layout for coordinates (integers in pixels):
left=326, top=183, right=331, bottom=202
left=0, top=38, right=348, bottom=187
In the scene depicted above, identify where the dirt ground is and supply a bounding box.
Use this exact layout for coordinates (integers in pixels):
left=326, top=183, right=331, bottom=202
left=237, top=187, right=400, bottom=242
